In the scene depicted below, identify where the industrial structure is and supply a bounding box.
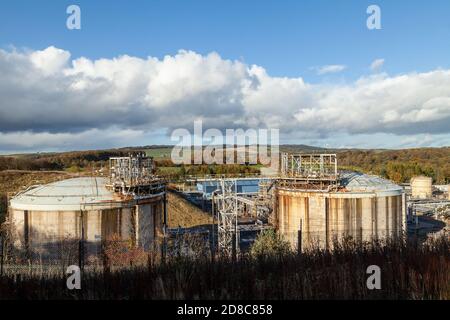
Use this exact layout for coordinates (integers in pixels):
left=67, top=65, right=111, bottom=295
left=211, top=179, right=273, bottom=255
left=8, top=153, right=166, bottom=258
left=277, top=172, right=406, bottom=250
left=407, top=176, right=450, bottom=234
left=7, top=151, right=442, bottom=260
left=276, top=153, right=406, bottom=250
left=210, top=153, right=407, bottom=254
left=411, top=176, right=433, bottom=199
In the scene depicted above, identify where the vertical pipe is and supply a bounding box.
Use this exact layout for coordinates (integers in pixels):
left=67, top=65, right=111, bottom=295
left=79, top=210, right=85, bottom=272
left=334, top=155, right=337, bottom=177
left=320, top=155, right=323, bottom=175
left=291, top=155, right=298, bottom=176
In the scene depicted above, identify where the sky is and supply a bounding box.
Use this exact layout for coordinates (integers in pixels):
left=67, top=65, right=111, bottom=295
left=0, top=0, right=449, bottom=153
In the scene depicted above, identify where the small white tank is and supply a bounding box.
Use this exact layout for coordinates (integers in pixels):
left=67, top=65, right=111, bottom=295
left=410, top=176, right=432, bottom=199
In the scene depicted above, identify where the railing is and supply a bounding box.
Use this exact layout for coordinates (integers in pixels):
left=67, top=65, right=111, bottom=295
left=281, top=153, right=338, bottom=180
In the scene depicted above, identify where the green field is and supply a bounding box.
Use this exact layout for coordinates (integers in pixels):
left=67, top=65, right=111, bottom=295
left=145, top=148, right=172, bottom=159
left=156, top=166, right=182, bottom=175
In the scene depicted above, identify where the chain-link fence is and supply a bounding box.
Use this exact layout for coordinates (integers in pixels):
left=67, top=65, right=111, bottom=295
left=0, top=228, right=217, bottom=278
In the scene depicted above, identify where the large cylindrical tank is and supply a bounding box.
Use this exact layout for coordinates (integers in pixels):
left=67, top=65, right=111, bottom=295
left=8, top=177, right=165, bottom=257
left=276, top=173, right=406, bottom=250
left=411, top=176, right=432, bottom=199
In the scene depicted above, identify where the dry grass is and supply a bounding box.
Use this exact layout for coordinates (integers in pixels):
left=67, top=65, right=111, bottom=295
left=0, top=170, right=73, bottom=194
left=166, top=191, right=212, bottom=228
left=0, top=170, right=74, bottom=223
left=0, top=237, right=448, bottom=300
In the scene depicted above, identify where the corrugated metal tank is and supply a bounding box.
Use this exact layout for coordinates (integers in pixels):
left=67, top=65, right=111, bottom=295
left=410, top=176, right=433, bottom=199
left=8, top=177, right=165, bottom=256
left=276, top=173, right=406, bottom=250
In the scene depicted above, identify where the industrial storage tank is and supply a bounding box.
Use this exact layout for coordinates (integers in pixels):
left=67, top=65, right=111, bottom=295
left=411, top=176, right=433, bottom=199
left=8, top=155, right=166, bottom=258
left=276, top=154, right=406, bottom=250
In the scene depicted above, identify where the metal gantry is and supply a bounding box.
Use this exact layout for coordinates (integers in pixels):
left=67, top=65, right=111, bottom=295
left=213, top=178, right=275, bottom=256
left=253, top=180, right=275, bottom=221
left=281, top=153, right=338, bottom=180
left=216, top=179, right=239, bottom=256
left=109, top=153, right=155, bottom=186
left=279, top=153, right=339, bottom=191
left=108, top=153, right=164, bottom=197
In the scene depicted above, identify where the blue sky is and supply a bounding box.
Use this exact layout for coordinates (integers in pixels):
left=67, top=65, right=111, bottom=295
left=2, top=0, right=450, bottom=80
left=0, top=0, right=449, bottom=152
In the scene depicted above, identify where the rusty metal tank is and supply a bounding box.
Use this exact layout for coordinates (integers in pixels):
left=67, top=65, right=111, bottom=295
left=275, top=172, right=406, bottom=250
left=8, top=177, right=166, bottom=257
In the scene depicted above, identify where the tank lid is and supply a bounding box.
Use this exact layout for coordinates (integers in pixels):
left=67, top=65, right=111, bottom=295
left=340, top=172, right=403, bottom=193
left=410, top=175, right=432, bottom=181
left=10, top=177, right=117, bottom=211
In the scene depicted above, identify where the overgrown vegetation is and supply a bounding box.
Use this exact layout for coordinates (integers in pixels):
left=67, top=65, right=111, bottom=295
left=250, top=229, right=291, bottom=259
left=0, top=236, right=448, bottom=299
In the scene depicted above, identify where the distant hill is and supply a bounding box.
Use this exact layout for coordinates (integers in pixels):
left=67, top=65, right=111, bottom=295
left=0, top=145, right=449, bottom=184
left=280, top=144, right=329, bottom=153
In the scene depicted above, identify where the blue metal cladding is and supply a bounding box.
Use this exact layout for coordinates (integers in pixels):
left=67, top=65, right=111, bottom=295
left=196, top=179, right=265, bottom=198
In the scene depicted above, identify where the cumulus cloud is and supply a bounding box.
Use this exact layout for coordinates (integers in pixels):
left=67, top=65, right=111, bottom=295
left=370, top=58, right=385, bottom=71
left=0, top=46, right=449, bottom=152
left=30, top=46, right=71, bottom=75
left=315, top=64, right=347, bottom=75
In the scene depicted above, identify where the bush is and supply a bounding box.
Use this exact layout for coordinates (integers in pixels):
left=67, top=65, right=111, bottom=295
left=250, top=229, right=291, bottom=259
left=103, top=234, right=148, bottom=268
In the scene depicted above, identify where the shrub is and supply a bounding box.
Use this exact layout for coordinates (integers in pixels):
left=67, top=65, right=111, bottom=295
left=250, top=229, right=291, bottom=259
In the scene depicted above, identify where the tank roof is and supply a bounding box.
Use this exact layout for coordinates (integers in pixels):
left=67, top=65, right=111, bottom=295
left=10, top=177, right=118, bottom=211
left=411, top=175, right=432, bottom=181
left=340, top=172, right=403, bottom=194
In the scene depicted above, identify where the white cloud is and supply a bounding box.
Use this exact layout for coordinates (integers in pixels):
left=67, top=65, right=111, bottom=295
left=370, top=58, right=385, bottom=71
left=30, top=46, right=71, bottom=75
left=315, top=64, right=347, bottom=75
left=0, top=46, right=449, bottom=152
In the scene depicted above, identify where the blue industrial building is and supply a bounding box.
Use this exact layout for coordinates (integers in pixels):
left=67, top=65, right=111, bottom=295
left=196, top=178, right=270, bottom=199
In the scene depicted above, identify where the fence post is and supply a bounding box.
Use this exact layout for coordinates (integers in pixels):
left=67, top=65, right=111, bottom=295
left=79, top=210, right=85, bottom=272
left=297, top=229, right=302, bottom=254
left=232, top=233, right=237, bottom=263
left=297, top=218, right=303, bottom=255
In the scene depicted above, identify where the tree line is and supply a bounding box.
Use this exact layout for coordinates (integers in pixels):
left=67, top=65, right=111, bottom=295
left=0, top=147, right=448, bottom=184
left=336, top=147, right=449, bottom=184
